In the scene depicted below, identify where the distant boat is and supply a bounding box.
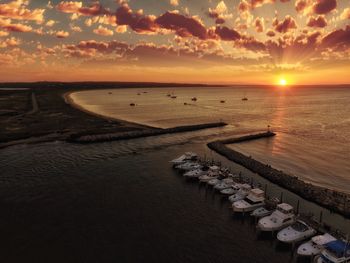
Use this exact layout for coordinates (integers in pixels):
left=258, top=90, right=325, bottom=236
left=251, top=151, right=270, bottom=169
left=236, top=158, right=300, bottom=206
left=171, top=95, right=177, bottom=99
left=191, top=97, right=197, bottom=101
left=242, top=97, right=248, bottom=101
left=220, top=100, right=225, bottom=103
left=166, top=94, right=171, bottom=97
left=137, top=93, right=141, bottom=95
left=108, top=92, right=112, bottom=95
left=130, top=103, right=136, bottom=106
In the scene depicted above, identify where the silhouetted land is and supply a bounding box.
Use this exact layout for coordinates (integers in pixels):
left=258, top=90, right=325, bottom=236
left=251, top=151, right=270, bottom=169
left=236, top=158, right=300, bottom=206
left=0, top=82, right=218, bottom=148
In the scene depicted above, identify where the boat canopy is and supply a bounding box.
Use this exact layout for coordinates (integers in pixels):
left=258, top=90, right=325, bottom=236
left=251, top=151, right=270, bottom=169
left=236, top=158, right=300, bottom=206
left=325, top=240, right=350, bottom=258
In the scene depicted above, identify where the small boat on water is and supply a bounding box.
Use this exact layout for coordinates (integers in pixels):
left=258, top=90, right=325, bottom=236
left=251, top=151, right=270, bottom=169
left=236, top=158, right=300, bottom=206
left=297, top=233, right=336, bottom=257
left=251, top=207, right=273, bottom=218
left=175, top=162, right=202, bottom=171
left=183, top=168, right=206, bottom=179
left=170, top=152, right=198, bottom=166
left=220, top=183, right=242, bottom=195
left=228, top=183, right=251, bottom=202
left=220, top=100, right=225, bottom=103
left=214, top=178, right=235, bottom=191
left=108, top=92, right=112, bottom=95
left=257, top=203, right=296, bottom=232
left=314, top=240, right=350, bottom=263
left=277, top=220, right=317, bottom=244
left=198, top=166, right=221, bottom=182
left=171, top=96, right=177, bottom=99
left=191, top=97, right=197, bottom=101
left=130, top=103, right=136, bottom=106
left=242, top=97, right=248, bottom=101
left=232, top=188, right=265, bottom=213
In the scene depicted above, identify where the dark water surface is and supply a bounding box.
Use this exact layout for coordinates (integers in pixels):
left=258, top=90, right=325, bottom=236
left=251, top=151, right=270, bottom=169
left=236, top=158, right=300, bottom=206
left=1, top=129, right=349, bottom=263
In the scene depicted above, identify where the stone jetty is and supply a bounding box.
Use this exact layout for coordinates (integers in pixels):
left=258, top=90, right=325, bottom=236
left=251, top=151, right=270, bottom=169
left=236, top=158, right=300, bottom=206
left=69, top=122, right=227, bottom=143
left=207, top=132, right=350, bottom=218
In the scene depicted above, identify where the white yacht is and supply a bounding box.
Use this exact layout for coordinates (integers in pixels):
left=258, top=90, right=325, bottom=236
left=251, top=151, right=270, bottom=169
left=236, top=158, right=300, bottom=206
left=175, top=162, right=202, bottom=171
left=183, top=168, right=205, bottom=179
left=257, top=203, right=296, bottom=232
left=315, top=240, right=350, bottom=263
left=214, top=178, right=235, bottom=191
left=232, top=188, right=265, bottom=213
left=170, top=152, right=198, bottom=166
left=227, top=184, right=251, bottom=202
left=297, top=233, right=336, bottom=257
left=277, top=220, right=317, bottom=244
left=220, top=183, right=242, bottom=195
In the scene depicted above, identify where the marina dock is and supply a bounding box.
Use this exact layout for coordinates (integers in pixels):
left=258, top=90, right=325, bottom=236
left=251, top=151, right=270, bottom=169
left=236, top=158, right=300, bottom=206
left=207, top=132, right=350, bottom=218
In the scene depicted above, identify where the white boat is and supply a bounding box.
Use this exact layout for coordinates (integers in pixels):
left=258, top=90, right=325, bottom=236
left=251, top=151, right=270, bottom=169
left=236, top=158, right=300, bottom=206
left=207, top=178, right=221, bottom=186
left=277, top=220, right=317, bottom=244
left=183, top=168, right=205, bottom=178
left=170, top=152, right=198, bottom=165
left=214, top=178, right=235, bottom=191
left=297, top=233, right=336, bottom=257
left=175, top=162, right=202, bottom=171
left=314, top=240, right=350, bottom=263
left=257, top=203, right=296, bottom=232
left=228, top=184, right=251, bottom=202
left=198, top=167, right=221, bottom=182
left=220, top=183, right=242, bottom=195
left=251, top=207, right=272, bottom=218
left=232, top=188, right=265, bottom=213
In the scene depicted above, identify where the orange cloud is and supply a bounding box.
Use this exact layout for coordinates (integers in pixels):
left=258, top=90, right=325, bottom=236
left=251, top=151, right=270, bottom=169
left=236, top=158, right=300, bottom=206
left=0, top=0, right=45, bottom=23
left=56, top=30, right=69, bottom=38
left=273, top=15, right=297, bottom=33
left=307, top=16, right=327, bottom=28
left=93, top=25, right=114, bottom=36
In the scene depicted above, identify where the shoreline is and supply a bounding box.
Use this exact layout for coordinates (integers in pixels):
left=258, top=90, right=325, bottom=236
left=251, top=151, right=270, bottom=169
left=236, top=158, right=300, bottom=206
left=207, top=132, right=350, bottom=218
left=64, top=91, right=156, bottom=130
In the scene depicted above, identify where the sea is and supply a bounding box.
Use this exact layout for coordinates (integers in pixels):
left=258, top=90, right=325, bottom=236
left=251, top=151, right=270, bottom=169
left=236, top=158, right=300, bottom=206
left=70, top=86, right=350, bottom=194
left=0, top=86, right=349, bottom=263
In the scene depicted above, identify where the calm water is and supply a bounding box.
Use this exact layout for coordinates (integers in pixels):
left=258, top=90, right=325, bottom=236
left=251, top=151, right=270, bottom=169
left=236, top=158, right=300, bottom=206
left=1, top=129, right=350, bottom=263
left=70, top=87, right=350, bottom=193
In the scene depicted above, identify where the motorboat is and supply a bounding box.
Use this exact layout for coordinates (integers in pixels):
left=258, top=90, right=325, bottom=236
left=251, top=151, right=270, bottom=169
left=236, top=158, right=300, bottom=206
left=315, top=240, right=350, bottom=263
left=191, top=97, right=197, bottom=101
left=170, top=152, right=198, bottom=166
left=214, top=178, right=235, bottom=191
left=198, top=166, right=221, bottom=182
left=183, top=168, right=206, bottom=179
left=228, top=184, right=251, bottom=202
left=220, top=183, right=242, bottom=195
left=175, top=162, right=202, bottom=171
left=232, top=188, right=265, bottom=213
left=251, top=207, right=273, bottom=218
left=297, top=233, right=336, bottom=257
left=257, top=203, right=296, bottom=232
left=277, top=220, right=317, bottom=244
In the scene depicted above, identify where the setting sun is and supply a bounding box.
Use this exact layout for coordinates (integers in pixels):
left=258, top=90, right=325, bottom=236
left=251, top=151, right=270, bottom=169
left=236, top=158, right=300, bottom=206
left=279, top=79, right=287, bottom=86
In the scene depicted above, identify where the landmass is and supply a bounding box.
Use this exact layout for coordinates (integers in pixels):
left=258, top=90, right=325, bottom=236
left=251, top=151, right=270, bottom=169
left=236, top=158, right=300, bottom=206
left=0, top=81, right=219, bottom=149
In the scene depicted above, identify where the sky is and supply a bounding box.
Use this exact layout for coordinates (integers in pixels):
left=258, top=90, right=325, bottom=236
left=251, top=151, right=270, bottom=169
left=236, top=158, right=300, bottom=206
left=0, top=0, right=349, bottom=84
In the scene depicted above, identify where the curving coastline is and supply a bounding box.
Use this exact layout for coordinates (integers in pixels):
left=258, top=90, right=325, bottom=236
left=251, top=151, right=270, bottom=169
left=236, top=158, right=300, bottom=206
left=207, top=132, right=350, bottom=218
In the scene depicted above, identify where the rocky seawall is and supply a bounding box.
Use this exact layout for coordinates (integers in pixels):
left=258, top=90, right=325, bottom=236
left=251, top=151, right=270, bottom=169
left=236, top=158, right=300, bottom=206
left=208, top=132, right=350, bottom=218
left=69, top=122, right=228, bottom=143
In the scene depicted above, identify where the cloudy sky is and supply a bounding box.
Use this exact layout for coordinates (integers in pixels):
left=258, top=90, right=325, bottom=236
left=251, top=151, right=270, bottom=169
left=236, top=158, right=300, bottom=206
left=0, top=0, right=349, bottom=84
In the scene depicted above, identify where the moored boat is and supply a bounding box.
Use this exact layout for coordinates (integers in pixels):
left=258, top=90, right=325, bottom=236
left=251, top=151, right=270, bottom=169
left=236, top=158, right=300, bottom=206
left=257, top=203, right=296, bottom=232
left=228, top=184, right=251, bottom=202
left=297, top=233, right=336, bottom=257
left=277, top=220, right=317, bottom=244
left=314, top=240, right=350, bottom=263
left=232, top=188, right=265, bottom=213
